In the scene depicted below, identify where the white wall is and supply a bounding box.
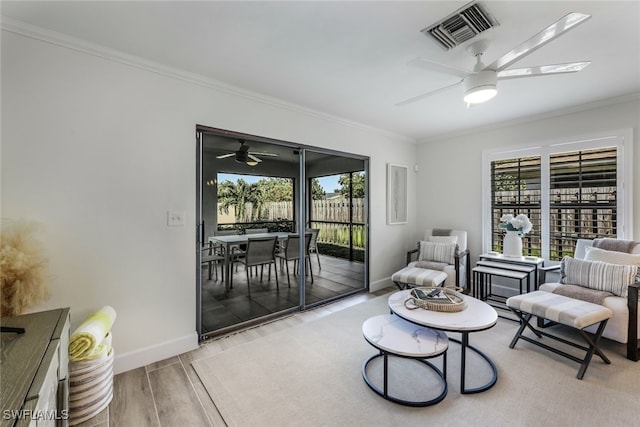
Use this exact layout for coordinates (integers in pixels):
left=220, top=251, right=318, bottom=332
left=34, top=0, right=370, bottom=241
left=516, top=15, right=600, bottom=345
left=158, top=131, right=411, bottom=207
left=0, top=28, right=418, bottom=373
left=416, top=97, right=640, bottom=263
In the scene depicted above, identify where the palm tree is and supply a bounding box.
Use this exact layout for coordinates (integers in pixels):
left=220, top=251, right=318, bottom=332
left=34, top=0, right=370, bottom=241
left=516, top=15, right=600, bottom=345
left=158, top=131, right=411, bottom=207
left=218, top=179, right=258, bottom=221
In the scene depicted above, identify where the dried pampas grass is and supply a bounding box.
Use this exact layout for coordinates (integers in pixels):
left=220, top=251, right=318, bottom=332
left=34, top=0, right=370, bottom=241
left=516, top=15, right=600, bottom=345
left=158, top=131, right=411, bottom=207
left=1, top=219, right=50, bottom=317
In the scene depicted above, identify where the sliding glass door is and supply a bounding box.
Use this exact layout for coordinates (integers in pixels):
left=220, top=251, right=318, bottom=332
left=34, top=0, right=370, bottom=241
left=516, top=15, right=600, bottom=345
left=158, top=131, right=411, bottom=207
left=196, top=126, right=368, bottom=340
left=301, top=149, right=368, bottom=310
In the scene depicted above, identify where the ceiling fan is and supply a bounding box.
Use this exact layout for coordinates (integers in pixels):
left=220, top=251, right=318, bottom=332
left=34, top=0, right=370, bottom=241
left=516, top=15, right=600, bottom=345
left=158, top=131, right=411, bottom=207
left=397, top=12, right=592, bottom=107
left=215, top=140, right=279, bottom=166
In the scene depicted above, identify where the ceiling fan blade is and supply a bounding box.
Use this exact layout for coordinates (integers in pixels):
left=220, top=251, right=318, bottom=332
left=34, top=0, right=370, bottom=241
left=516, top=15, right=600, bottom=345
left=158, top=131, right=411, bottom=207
left=249, top=152, right=279, bottom=157
left=487, top=12, right=591, bottom=72
left=497, top=61, right=591, bottom=80
left=247, top=154, right=262, bottom=163
left=216, top=153, right=234, bottom=159
left=407, top=57, right=469, bottom=78
left=395, top=80, right=463, bottom=107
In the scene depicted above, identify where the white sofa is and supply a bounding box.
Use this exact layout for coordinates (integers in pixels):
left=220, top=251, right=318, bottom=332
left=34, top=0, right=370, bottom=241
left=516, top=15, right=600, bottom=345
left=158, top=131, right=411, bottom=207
left=538, top=238, right=640, bottom=361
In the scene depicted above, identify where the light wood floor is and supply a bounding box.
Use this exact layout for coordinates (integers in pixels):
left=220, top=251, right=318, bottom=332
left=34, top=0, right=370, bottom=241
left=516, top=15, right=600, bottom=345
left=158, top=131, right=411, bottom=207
left=75, top=286, right=395, bottom=427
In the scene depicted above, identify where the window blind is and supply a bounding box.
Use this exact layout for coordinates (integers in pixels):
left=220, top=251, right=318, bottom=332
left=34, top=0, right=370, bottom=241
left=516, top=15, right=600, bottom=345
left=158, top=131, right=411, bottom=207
left=549, top=147, right=617, bottom=259
left=490, top=156, right=542, bottom=257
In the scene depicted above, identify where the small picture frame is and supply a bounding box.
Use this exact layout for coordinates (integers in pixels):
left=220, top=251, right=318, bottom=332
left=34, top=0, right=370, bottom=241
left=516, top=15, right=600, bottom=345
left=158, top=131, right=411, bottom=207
left=387, top=163, right=408, bottom=225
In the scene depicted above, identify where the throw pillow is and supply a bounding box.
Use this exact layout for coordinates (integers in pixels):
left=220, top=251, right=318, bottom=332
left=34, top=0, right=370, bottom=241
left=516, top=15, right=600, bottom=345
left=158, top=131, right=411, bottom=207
left=560, top=256, right=638, bottom=297
left=585, top=246, right=640, bottom=266
left=418, top=241, right=456, bottom=265
left=414, top=260, right=449, bottom=271
left=585, top=246, right=640, bottom=285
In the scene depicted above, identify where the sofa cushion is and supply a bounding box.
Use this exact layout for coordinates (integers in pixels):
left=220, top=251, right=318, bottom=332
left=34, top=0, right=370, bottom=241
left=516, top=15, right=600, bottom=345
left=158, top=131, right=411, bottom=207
left=418, top=241, right=456, bottom=265
left=592, top=238, right=639, bottom=253
left=560, top=256, right=638, bottom=297
left=585, top=246, right=640, bottom=266
left=392, top=265, right=448, bottom=287
left=585, top=247, right=640, bottom=283
left=574, top=239, right=594, bottom=260
left=426, top=235, right=458, bottom=245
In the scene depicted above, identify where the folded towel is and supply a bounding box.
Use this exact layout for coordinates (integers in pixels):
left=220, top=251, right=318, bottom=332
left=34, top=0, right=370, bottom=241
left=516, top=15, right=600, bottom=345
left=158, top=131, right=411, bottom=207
left=70, top=306, right=116, bottom=362
left=76, top=332, right=113, bottom=363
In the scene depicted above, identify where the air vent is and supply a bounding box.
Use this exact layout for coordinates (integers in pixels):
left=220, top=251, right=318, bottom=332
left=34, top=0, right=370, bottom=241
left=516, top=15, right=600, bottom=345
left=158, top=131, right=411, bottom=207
left=421, top=2, right=499, bottom=50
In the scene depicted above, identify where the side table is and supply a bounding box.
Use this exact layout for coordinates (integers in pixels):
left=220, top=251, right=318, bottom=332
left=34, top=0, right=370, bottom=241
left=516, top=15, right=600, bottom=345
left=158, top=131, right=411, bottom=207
left=478, top=253, right=544, bottom=287
left=473, top=254, right=544, bottom=318
left=362, top=314, right=449, bottom=406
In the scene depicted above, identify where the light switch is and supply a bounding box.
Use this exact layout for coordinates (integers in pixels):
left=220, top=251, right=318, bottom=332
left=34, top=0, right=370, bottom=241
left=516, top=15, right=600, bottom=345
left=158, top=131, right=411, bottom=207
left=167, top=211, right=185, bottom=226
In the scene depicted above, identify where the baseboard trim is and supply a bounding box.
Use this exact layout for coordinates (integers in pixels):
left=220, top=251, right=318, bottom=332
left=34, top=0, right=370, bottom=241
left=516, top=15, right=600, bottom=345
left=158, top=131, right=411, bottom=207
left=113, top=332, right=199, bottom=374
left=369, top=277, right=394, bottom=293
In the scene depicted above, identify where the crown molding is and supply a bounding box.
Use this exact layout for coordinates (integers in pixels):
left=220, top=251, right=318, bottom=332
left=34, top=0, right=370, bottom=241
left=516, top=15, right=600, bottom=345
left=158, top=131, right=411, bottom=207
left=419, top=92, right=640, bottom=144
left=1, top=17, right=415, bottom=144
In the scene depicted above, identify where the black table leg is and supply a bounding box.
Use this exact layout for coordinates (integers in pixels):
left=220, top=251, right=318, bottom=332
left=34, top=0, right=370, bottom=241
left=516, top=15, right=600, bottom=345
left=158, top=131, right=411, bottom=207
left=450, top=332, right=498, bottom=394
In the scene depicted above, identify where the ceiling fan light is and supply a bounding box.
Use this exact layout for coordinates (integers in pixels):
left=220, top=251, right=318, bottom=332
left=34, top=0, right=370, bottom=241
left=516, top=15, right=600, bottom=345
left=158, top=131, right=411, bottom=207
left=464, top=86, right=497, bottom=104
left=463, top=70, right=497, bottom=104
left=246, top=160, right=258, bottom=166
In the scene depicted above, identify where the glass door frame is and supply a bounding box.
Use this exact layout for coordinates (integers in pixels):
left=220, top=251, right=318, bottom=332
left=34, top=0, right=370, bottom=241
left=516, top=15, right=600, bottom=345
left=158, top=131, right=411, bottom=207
left=196, top=125, right=369, bottom=339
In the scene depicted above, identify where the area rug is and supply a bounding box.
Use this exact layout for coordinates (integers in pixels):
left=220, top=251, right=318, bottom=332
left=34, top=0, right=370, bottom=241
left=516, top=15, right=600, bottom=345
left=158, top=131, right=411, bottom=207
left=193, top=293, right=640, bottom=427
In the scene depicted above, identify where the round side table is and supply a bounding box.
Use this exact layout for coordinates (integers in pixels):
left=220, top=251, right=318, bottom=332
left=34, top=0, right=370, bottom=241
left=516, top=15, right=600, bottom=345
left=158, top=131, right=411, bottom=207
left=362, top=314, right=449, bottom=406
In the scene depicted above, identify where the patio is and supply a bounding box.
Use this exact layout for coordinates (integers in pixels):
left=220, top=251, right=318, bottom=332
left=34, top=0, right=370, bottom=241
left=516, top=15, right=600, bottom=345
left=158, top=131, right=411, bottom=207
left=200, top=253, right=365, bottom=336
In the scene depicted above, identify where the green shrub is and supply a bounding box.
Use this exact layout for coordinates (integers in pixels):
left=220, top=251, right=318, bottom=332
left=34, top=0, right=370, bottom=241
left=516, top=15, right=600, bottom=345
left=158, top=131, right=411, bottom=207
left=317, top=243, right=364, bottom=262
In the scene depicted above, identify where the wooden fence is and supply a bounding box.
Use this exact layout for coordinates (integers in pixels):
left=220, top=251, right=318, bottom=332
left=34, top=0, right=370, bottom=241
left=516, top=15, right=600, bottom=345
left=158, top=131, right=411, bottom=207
left=220, top=198, right=365, bottom=223
left=492, top=186, right=617, bottom=260
left=218, top=198, right=366, bottom=249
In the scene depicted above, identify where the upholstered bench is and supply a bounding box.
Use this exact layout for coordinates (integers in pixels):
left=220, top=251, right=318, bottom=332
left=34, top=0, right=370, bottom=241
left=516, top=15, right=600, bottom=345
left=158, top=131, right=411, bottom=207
left=362, top=314, right=448, bottom=406
left=391, top=266, right=447, bottom=290
left=506, top=291, right=613, bottom=379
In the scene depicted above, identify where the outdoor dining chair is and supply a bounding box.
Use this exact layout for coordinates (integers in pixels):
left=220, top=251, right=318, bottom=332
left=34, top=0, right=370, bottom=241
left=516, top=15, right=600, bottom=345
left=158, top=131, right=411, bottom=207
left=276, top=233, right=314, bottom=287
left=232, top=236, right=279, bottom=296
left=238, top=227, right=270, bottom=272
left=306, top=228, right=321, bottom=271
left=201, top=241, right=225, bottom=281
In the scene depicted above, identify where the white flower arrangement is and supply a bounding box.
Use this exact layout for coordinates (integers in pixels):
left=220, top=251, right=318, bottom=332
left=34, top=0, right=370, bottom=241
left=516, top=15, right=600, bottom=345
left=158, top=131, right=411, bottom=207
left=499, top=213, right=532, bottom=235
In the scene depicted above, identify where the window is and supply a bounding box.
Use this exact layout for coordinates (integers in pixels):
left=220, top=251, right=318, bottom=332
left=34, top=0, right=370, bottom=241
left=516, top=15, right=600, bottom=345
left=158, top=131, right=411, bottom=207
left=490, top=156, right=542, bottom=257
left=216, top=173, right=294, bottom=228
left=549, top=147, right=617, bottom=259
left=483, top=131, right=632, bottom=261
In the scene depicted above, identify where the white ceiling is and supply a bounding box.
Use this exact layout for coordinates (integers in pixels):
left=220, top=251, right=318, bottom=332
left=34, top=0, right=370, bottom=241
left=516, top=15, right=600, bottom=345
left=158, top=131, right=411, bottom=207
left=2, top=1, right=639, bottom=142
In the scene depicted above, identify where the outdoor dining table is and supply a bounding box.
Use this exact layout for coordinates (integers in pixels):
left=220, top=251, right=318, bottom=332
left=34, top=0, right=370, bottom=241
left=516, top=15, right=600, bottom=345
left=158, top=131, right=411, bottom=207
left=209, top=232, right=291, bottom=289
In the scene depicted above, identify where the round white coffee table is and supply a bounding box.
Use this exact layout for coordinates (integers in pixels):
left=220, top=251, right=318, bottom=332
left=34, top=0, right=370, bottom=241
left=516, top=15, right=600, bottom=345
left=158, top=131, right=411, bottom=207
left=362, top=314, right=449, bottom=406
left=388, top=290, right=498, bottom=394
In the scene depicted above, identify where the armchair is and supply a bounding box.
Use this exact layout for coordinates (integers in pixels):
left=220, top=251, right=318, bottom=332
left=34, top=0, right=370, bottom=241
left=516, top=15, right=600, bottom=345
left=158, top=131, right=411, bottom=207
left=392, top=229, right=470, bottom=291
left=538, top=238, right=640, bottom=361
